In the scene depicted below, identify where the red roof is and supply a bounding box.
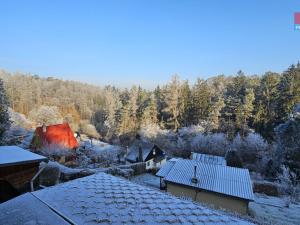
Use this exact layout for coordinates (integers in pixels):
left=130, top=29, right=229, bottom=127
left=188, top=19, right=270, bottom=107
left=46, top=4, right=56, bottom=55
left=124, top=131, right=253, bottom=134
left=30, top=123, right=79, bottom=150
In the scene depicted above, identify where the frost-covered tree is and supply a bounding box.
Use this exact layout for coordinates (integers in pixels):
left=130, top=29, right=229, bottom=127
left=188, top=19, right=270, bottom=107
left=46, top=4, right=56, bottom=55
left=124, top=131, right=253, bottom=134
left=231, top=132, right=268, bottom=168
left=0, top=78, right=11, bottom=144
left=103, top=86, right=122, bottom=139
left=79, top=120, right=100, bottom=139
left=29, top=105, right=62, bottom=126
left=275, top=103, right=300, bottom=180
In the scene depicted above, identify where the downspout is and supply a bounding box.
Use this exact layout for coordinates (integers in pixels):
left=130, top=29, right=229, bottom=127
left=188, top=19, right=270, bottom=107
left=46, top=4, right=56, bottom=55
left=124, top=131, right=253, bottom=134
left=30, top=163, right=47, bottom=192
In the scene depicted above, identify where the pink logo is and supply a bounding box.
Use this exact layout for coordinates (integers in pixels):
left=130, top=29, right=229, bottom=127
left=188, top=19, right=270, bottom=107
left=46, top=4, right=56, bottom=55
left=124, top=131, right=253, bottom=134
left=295, top=13, right=300, bottom=24
left=295, top=13, right=300, bottom=30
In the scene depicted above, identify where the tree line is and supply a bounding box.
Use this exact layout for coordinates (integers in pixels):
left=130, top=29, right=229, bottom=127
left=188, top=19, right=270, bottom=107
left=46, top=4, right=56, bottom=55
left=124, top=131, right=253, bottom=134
left=1, top=63, right=300, bottom=142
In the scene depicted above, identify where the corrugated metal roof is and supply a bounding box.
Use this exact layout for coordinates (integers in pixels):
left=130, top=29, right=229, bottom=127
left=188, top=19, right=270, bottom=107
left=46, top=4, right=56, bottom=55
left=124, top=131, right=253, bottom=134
left=156, top=160, right=176, bottom=177
left=191, top=152, right=226, bottom=166
left=164, top=159, right=254, bottom=201
left=28, top=172, right=254, bottom=224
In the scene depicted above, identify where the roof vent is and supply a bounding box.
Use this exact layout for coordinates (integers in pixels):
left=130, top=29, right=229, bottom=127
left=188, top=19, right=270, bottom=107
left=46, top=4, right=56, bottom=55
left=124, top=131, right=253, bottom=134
left=191, top=165, right=198, bottom=184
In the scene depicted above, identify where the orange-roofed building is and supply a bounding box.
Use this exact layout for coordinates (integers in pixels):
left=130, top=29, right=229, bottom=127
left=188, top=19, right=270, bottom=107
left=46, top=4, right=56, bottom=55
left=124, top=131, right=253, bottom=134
left=30, top=123, right=79, bottom=150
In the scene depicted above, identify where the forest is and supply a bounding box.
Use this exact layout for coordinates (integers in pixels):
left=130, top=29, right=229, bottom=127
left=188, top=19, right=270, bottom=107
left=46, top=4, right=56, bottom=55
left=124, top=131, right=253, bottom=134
left=0, top=63, right=300, bottom=184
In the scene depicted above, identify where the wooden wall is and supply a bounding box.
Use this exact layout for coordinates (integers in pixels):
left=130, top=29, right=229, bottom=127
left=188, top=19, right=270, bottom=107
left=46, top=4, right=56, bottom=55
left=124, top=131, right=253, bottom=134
left=167, top=182, right=249, bottom=215
left=0, top=163, right=39, bottom=193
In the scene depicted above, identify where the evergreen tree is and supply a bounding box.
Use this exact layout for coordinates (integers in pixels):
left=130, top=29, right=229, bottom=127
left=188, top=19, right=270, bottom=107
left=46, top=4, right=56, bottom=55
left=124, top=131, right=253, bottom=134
left=254, top=72, right=280, bottom=139
left=277, top=64, right=300, bottom=121
left=180, top=80, right=192, bottom=126
left=141, top=93, right=158, bottom=126
left=118, top=103, right=132, bottom=135
left=128, top=85, right=139, bottom=131
left=240, top=88, right=255, bottom=135
left=0, top=78, right=11, bottom=144
left=190, top=79, right=211, bottom=124
left=209, top=96, right=224, bottom=130
left=154, top=85, right=165, bottom=128
left=163, top=75, right=182, bottom=131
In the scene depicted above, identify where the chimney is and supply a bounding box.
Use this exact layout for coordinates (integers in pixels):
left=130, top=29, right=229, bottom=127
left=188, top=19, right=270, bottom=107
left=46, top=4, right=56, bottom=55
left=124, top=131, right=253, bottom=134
left=42, top=123, right=47, bottom=133
left=138, top=144, right=143, bottom=162
left=191, top=165, right=198, bottom=184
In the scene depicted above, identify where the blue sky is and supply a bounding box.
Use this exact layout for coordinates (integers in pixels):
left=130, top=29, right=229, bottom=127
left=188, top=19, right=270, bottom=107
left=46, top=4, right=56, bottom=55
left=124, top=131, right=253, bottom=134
left=0, top=0, right=299, bottom=88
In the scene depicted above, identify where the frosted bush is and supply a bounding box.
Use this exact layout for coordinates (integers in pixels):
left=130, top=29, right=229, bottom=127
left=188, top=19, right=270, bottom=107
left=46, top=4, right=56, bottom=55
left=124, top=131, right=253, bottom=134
left=178, top=125, right=206, bottom=137
left=139, top=124, right=177, bottom=151
left=277, top=165, right=295, bottom=196
left=191, top=133, right=228, bottom=156
left=40, top=143, right=75, bottom=158
left=9, top=108, right=32, bottom=128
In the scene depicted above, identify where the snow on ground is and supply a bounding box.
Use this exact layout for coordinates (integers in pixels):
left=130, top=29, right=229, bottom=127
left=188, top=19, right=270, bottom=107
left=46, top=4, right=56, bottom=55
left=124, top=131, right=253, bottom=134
left=249, top=193, right=300, bottom=225
left=130, top=173, right=160, bottom=189
left=81, top=138, right=121, bottom=157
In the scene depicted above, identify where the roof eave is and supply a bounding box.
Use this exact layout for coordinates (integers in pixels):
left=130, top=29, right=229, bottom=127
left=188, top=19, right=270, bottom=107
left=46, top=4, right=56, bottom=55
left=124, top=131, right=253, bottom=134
left=0, top=157, right=48, bottom=167
left=165, top=180, right=254, bottom=201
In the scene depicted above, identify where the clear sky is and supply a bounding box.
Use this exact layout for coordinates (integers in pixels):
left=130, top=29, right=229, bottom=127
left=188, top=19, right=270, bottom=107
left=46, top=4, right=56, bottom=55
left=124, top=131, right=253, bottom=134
left=0, top=0, right=299, bottom=88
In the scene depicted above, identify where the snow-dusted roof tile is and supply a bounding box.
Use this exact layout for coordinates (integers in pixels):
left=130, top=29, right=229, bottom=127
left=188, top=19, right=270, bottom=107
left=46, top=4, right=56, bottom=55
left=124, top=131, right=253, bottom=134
left=31, top=172, right=254, bottom=225
left=191, top=152, right=226, bottom=166
left=164, top=159, right=254, bottom=201
left=0, top=146, right=47, bottom=167
left=0, top=193, right=69, bottom=225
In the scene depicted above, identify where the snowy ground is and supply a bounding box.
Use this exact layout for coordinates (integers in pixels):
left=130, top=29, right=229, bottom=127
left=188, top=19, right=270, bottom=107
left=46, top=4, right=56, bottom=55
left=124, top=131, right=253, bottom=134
left=130, top=173, right=160, bottom=189
left=249, top=193, right=300, bottom=225
left=81, top=139, right=120, bottom=152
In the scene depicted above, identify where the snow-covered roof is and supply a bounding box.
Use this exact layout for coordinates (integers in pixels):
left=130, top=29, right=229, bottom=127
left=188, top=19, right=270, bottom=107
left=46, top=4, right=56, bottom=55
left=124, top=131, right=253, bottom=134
left=126, top=141, right=155, bottom=162
left=0, top=193, right=69, bottom=225
left=163, top=159, right=254, bottom=201
left=4, top=172, right=253, bottom=225
left=191, top=152, right=226, bottom=166
left=0, top=146, right=47, bottom=167
left=156, top=160, right=177, bottom=177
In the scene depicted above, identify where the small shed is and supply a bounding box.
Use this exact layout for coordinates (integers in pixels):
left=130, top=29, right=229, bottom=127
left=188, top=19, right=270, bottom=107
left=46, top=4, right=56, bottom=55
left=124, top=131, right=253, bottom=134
left=30, top=123, right=79, bottom=150
left=125, top=141, right=166, bottom=170
left=0, top=146, right=47, bottom=203
left=156, top=158, right=254, bottom=214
